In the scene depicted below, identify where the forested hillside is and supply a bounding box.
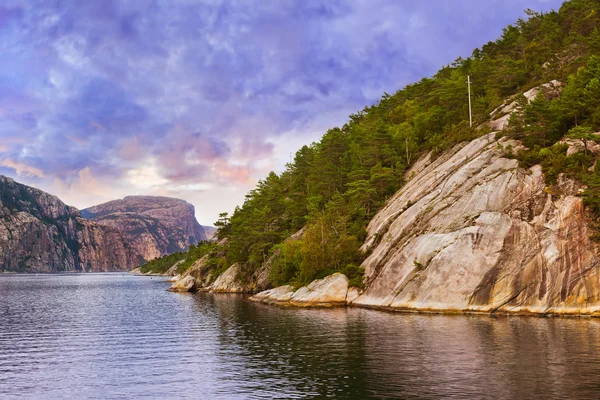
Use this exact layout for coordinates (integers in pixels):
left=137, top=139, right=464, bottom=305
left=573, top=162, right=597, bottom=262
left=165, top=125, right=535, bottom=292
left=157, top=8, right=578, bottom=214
left=146, top=0, right=600, bottom=288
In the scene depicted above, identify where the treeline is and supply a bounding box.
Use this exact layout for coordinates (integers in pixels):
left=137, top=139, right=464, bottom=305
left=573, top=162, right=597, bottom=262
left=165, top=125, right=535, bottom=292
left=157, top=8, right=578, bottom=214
left=151, top=0, right=600, bottom=286
left=507, top=52, right=600, bottom=234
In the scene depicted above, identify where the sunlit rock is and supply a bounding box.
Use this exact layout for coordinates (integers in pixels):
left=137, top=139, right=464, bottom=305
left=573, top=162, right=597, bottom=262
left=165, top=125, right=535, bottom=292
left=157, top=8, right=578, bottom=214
left=0, top=176, right=134, bottom=272
left=251, top=273, right=351, bottom=307
left=168, top=275, right=196, bottom=292
left=82, top=196, right=206, bottom=263
left=351, top=131, right=600, bottom=315
left=209, top=263, right=246, bottom=293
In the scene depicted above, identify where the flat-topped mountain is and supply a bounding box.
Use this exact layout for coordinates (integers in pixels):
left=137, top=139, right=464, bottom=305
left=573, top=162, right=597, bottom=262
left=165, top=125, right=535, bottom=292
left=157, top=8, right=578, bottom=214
left=0, top=176, right=134, bottom=272
left=0, top=177, right=207, bottom=272
left=82, top=196, right=206, bottom=264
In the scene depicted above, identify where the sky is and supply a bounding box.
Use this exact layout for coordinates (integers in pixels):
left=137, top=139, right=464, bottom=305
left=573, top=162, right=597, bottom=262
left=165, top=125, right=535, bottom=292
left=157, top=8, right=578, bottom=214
left=0, top=0, right=564, bottom=226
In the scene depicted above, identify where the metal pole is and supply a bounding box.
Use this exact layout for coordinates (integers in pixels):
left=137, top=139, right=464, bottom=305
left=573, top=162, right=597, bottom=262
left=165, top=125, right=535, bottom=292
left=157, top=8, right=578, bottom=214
left=468, top=75, right=472, bottom=127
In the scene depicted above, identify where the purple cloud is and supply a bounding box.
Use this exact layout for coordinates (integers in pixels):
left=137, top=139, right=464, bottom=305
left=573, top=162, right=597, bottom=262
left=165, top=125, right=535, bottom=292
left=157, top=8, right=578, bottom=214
left=0, top=0, right=565, bottom=223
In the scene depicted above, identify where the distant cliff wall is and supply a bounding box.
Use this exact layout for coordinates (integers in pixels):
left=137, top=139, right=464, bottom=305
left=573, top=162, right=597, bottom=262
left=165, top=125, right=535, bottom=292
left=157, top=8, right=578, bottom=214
left=82, top=196, right=206, bottom=263
left=0, top=176, right=134, bottom=272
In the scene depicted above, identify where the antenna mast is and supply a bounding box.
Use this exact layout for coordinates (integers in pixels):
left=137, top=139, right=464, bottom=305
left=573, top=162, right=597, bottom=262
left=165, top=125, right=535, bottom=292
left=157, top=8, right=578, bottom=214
left=468, top=75, right=473, bottom=127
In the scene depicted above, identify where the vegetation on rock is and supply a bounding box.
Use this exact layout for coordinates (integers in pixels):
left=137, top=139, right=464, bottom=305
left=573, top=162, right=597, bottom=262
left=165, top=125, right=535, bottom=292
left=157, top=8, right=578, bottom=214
left=140, top=241, right=221, bottom=274
left=178, top=0, right=600, bottom=288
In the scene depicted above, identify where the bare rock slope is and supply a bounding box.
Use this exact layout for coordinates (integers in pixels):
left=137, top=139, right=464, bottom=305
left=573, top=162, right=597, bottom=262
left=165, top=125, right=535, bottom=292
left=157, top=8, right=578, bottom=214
left=0, top=176, right=134, bottom=272
left=248, top=122, right=600, bottom=314
left=352, top=132, right=600, bottom=315
left=82, top=196, right=206, bottom=263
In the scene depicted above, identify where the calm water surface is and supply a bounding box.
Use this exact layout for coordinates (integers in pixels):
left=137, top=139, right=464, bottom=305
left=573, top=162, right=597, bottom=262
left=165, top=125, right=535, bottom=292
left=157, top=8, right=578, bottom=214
left=1, top=273, right=600, bottom=399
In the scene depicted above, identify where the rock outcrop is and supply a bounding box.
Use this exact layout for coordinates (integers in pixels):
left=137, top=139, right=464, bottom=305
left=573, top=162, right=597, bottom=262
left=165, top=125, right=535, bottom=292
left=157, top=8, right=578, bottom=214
left=489, top=80, right=561, bottom=131
left=166, top=230, right=306, bottom=294
left=168, top=261, right=250, bottom=293
left=167, top=275, right=196, bottom=292
left=350, top=131, right=600, bottom=315
left=208, top=264, right=246, bottom=293
left=82, top=196, right=206, bottom=263
left=252, top=128, right=600, bottom=315
left=0, top=176, right=135, bottom=272
left=250, top=273, right=357, bottom=307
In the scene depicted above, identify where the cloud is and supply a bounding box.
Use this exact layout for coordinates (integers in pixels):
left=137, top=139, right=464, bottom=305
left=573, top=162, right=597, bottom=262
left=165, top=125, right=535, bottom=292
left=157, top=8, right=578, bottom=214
left=1, top=158, right=44, bottom=177
left=0, top=0, right=565, bottom=223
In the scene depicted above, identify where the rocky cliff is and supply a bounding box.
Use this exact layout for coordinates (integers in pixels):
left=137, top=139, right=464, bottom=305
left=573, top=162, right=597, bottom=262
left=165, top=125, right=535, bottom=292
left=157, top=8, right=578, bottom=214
left=82, top=196, right=206, bottom=263
left=349, top=131, right=600, bottom=315
left=0, top=176, right=134, bottom=272
left=247, top=128, right=600, bottom=315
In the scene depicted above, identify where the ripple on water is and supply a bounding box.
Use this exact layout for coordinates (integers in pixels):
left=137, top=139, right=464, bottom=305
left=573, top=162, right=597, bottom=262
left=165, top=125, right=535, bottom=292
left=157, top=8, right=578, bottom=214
left=1, top=274, right=600, bottom=399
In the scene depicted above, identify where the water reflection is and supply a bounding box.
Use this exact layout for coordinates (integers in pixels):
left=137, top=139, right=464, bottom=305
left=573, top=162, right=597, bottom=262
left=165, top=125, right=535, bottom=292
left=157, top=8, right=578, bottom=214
left=1, top=274, right=600, bottom=399
left=200, top=293, right=600, bottom=399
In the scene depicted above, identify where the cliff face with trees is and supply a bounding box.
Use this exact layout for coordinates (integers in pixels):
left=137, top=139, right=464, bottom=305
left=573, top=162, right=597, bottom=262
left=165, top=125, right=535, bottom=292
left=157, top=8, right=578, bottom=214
left=158, top=0, right=600, bottom=314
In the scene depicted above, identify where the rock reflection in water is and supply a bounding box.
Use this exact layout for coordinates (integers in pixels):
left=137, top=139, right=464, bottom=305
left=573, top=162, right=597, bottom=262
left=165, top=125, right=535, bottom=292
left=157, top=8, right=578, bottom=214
left=195, top=293, right=600, bottom=399
left=1, top=274, right=600, bottom=400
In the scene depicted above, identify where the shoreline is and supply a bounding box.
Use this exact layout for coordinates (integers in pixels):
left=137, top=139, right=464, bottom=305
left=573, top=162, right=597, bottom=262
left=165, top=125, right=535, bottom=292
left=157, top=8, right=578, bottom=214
left=247, top=298, right=600, bottom=319
left=236, top=292, right=600, bottom=319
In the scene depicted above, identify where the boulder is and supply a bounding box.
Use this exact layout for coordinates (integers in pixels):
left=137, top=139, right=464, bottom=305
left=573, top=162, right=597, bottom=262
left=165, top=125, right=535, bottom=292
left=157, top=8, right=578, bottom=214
left=250, top=285, right=295, bottom=304
left=250, top=273, right=353, bottom=307
left=167, top=275, right=197, bottom=292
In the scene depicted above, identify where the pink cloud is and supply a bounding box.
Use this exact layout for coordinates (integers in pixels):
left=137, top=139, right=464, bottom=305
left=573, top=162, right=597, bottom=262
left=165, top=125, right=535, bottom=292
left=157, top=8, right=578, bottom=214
left=0, top=158, right=45, bottom=178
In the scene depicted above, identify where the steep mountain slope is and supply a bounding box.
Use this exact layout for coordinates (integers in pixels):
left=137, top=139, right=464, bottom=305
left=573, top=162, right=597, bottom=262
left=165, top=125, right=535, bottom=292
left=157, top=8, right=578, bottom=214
left=165, top=1, right=600, bottom=316
left=352, top=132, right=600, bottom=314
left=174, top=0, right=600, bottom=295
left=82, top=196, right=206, bottom=263
left=0, top=176, right=134, bottom=272
left=247, top=124, right=600, bottom=314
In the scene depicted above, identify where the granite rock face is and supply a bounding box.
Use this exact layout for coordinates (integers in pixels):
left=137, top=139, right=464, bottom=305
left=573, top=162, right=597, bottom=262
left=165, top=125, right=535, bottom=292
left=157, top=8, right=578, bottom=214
left=252, top=127, right=600, bottom=315
left=208, top=263, right=246, bottom=293
left=168, top=261, right=250, bottom=293
left=82, top=196, right=206, bottom=263
left=250, top=273, right=352, bottom=307
left=0, top=176, right=134, bottom=272
left=167, top=275, right=197, bottom=292
left=352, top=132, right=600, bottom=315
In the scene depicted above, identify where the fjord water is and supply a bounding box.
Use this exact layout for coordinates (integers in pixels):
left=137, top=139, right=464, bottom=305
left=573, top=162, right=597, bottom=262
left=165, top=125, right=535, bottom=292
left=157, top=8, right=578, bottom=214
left=1, top=275, right=600, bottom=400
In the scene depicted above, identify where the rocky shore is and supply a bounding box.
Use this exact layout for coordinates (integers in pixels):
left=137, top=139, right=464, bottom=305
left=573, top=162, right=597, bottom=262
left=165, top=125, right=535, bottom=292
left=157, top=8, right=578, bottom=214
left=165, top=125, right=600, bottom=316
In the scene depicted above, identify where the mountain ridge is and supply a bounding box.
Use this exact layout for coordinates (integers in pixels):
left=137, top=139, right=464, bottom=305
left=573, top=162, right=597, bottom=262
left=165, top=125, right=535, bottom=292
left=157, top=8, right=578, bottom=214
left=0, top=176, right=206, bottom=272
left=0, top=175, right=135, bottom=272
left=82, top=196, right=206, bottom=263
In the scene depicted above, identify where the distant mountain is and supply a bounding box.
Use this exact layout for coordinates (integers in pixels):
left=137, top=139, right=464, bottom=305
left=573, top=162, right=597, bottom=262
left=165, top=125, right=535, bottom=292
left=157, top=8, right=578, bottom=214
left=82, top=196, right=206, bottom=264
left=0, top=176, right=135, bottom=272
left=202, top=226, right=217, bottom=240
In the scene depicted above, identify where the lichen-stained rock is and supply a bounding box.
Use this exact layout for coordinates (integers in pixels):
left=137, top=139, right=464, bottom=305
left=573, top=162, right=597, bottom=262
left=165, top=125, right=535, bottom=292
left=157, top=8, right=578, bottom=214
left=351, top=132, right=600, bottom=315
left=250, top=273, right=351, bottom=307
left=167, top=275, right=197, bottom=292
left=82, top=196, right=206, bottom=263
left=0, top=175, right=135, bottom=272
